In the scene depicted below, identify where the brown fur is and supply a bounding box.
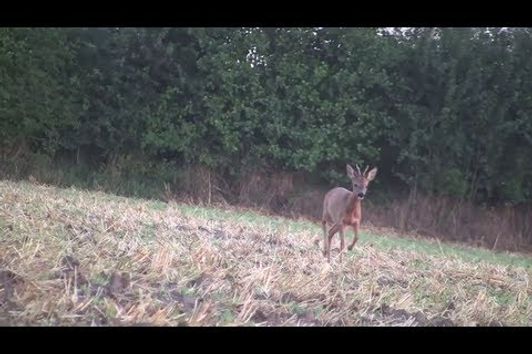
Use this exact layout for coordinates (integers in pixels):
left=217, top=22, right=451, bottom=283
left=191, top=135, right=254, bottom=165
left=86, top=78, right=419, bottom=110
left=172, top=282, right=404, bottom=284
left=316, top=164, right=377, bottom=262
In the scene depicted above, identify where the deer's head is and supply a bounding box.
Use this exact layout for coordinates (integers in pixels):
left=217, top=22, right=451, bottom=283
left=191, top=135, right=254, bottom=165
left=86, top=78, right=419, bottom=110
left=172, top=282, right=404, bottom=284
left=346, top=164, right=377, bottom=200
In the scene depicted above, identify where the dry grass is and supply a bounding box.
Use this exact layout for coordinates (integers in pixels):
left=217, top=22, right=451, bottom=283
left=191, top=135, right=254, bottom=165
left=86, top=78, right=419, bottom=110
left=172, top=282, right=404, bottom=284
left=279, top=187, right=532, bottom=253
left=364, top=195, right=532, bottom=253
left=0, top=179, right=530, bottom=326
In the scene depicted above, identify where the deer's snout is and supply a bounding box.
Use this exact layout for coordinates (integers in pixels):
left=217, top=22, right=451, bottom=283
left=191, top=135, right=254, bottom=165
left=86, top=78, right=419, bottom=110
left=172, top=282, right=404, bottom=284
left=357, top=192, right=365, bottom=199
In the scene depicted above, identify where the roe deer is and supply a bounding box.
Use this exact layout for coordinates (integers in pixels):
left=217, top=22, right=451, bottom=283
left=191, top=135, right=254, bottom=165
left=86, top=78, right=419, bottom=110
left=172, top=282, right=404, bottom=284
left=316, top=164, right=377, bottom=262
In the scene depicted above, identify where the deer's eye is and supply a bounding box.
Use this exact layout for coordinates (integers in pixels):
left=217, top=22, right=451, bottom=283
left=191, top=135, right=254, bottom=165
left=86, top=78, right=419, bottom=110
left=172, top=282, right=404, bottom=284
left=354, top=183, right=359, bottom=187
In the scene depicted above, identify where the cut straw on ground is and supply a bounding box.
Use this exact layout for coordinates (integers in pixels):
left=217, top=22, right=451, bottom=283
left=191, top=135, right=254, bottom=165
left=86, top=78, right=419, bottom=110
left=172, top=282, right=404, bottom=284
left=0, top=180, right=530, bottom=326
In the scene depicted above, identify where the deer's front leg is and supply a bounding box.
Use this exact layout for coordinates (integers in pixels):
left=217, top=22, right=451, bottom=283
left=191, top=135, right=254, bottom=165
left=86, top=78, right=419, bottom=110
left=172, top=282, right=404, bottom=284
left=339, top=225, right=345, bottom=252
left=347, top=221, right=360, bottom=251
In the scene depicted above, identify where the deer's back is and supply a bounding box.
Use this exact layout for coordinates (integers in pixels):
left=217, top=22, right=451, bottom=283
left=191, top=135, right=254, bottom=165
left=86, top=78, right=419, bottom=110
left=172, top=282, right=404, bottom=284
left=323, top=187, right=353, bottom=223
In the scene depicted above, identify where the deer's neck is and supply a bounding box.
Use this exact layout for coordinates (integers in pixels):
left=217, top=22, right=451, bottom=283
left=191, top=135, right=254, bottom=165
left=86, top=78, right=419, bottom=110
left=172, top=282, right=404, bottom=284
left=348, top=193, right=362, bottom=220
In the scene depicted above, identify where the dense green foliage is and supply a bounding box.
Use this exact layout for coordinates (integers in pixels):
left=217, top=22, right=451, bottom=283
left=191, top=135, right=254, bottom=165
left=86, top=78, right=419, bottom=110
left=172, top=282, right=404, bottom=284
left=1, top=27, right=532, bottom=205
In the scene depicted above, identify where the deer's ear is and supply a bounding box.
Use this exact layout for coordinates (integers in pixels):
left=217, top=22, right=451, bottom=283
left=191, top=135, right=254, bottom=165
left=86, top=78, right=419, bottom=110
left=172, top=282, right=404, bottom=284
left=366, top=167, right=378, bottom=181
left=346, top=164, right=355, bottom=178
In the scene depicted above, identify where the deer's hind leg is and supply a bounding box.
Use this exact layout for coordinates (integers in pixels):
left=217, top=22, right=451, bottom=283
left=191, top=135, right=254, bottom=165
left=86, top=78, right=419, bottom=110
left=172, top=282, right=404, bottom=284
left=320, top=219, right=328, bottom=254
left=313, top=219, right=326, bottom=249
left=319, top=213, right=332, bottom=255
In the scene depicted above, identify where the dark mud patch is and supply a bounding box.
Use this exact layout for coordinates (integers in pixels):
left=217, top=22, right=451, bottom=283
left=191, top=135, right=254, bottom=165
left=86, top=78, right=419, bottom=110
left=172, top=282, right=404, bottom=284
left=1, top=270, right=21, bottom=300
left=480, top=320, right=506, bottom=327
left=173, top=294, right=201, bottom=312
left=186, top=273, right=212, bottom=289
left=377, top=276, right=409, bottom=288
left=0, top=269, right=24, bottom=315
left=106, top=272, right=131, bottom=298
left=280, top=292, right=301, bottom=303
left=198, top=226, right=227, bottom=240
left=61, top=255, right=80, bottom=271
left=155, top=283, right=202, bottom=312
left=250, top=308, right=293, bottom=325
left=58, top=255, right=88, bottom=286
left=360, top=304, right=456, bottom=326
left=296, top=310, right=322, bottom=326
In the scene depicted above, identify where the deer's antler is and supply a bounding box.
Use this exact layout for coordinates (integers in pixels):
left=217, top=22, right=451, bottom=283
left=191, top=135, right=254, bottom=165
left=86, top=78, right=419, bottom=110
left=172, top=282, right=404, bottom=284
left=355, top=164, right=362, bottom=176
